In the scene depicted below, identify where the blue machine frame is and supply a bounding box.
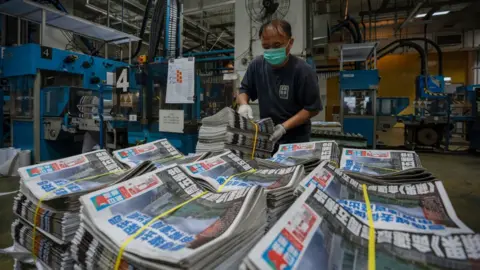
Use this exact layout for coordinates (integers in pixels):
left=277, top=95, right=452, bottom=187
left=1, top=43, right=127, bottom=162
left=340, top=69, right=380, bottom=147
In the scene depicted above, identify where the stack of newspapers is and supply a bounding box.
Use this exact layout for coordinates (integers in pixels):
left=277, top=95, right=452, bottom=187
left=181, top=151, right=304, bottom=228
left=244, top=160, right=480, bottom=270
left=113, top=139, right=209, bottom=169
left=72, top=165, right=267, bottom=270
left=10, top=150, right=153, bottom=268
left=196, top=107, right=275, bottom=159
left=256, top=141, right=340, bottom=173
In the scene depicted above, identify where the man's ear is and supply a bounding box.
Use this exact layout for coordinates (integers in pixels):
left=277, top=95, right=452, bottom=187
left=287, top=38, right=295, bottom=52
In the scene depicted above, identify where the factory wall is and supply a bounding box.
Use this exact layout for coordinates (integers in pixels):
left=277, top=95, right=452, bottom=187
left=324, top=51, right=470, bottom=121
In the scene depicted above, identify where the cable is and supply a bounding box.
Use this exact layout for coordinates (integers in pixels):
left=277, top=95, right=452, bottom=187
left=119, top=0, right=153, bottom=60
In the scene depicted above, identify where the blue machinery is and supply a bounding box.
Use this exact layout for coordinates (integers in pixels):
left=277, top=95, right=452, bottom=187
left=339, top=43, right=379, bottom=148
left=0, top=0, right=236, bottom=163
left=1, top=44, right=128, bottom=162
left=109, top=0, right=234, bottom=155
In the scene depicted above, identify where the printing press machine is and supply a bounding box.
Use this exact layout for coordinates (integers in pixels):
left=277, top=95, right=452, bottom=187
left=1, top=43, right=128, bottom=162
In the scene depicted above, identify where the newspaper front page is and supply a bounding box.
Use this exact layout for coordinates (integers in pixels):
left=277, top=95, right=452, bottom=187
left=19, top=150, right=124, bottom=201
left=340, top=148, right=422, bottom=175
left=78, top=165, right=265, bottom=265
left=113, top=139, right=184, bottom=168
left=296, top=161, right=471, bottom=235
left=245, top=185, right=480, bottom=270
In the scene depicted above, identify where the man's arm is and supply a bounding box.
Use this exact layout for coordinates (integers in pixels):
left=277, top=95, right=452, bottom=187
left=283, top=109, right=319, bottom=130
left=236, top=61, right=258, bottom=119
left=236, top=93, right=250, bottom=105
left=282, top=67, right=322, bottom=130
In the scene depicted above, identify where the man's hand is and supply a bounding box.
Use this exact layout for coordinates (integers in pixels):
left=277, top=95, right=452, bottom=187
left=238, top=104, right=253, bottom=119
left=269, top=124, right=286, bottom=142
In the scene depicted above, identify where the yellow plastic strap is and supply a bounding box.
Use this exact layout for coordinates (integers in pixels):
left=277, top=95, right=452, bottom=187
left=329, top=160, right=339, bottom=168
left=250, top=121, right=259, bottom=160
left=114, top=191, right=208, bottom=270
left=217, top=169, right=256, bottom=192
left=151, top=154, right=183, bottom=164
left=362, top=184, right=376, bottom=270
left=31, top=169, right=124, bottom=260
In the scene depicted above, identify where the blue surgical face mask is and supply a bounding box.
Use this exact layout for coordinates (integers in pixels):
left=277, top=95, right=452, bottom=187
left=263, top=40, right=291, bottom=66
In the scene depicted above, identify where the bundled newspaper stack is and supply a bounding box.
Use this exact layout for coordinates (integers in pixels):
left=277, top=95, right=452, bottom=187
left=181, top=151, right=305, bottom=228
left=113, top=139, right=209, bottom=169
left=196, top=107, right=275, bottom=159
left=256, top=141, right=340, bottom=173
left=71, top=165, right=267, bottom=270
left=10, top=150, right=153, bottom=268
left=11, top=219, right=74, bottom=269
left=245, top=161, right=480, bottom=270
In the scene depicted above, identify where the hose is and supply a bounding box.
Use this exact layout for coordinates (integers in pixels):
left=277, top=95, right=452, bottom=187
left=120, top=0, right=153, bottom=60
left=147, top=0, right=166, bottom=62
left=347, top=15, right=362, bottom=43
left=377, top=38, right=443, bottom=75
left=329, top=20, right=357, bottom=43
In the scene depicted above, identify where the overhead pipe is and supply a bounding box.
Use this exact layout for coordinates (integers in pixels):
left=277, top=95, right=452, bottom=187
left=183, top=49, right=234, bottom=57
left=377, top=38, right=443, bottom=75
left=183, top=17, right=234, bottom=48
left=183, top=0, right=235, bottom=15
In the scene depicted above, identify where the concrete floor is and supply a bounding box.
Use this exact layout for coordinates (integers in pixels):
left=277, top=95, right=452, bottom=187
left=0, top=152, right=478, bottom=268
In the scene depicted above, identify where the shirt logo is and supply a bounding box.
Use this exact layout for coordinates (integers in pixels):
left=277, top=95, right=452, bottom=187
left=279, top=85, right=289, bottom=99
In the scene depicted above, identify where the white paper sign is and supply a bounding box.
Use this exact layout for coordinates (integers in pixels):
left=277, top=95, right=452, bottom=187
left=166, top=58, right=195, bottom=104
left=128, top=114, right=137, bottom=122
left=159, top=110, right=184, bottom=133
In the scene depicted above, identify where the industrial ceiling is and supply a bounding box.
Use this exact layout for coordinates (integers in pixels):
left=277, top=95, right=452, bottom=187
left=51, top=0, right=480, bottom=54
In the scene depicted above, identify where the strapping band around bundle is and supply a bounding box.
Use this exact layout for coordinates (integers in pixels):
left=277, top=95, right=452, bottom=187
left=152, top=154, right=184, bottom=164
left=31, top=170, right=125, bottom=261
left=250, top=121, right=259, bottom=160
left=114, top=190, right=208, bottom=270
left=218, top=169, right=256, bottom=192
left=329, top=160, right=339, bottom=168
left=362, top=184, right=376, bottom=270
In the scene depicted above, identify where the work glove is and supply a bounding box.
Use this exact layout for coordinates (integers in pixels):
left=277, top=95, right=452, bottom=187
left=269, top=124, right=287, bottom=142
left=238, top=104, right=253, bottom=119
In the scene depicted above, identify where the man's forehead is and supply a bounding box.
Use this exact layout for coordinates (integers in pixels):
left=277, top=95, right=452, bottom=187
left=262, top=25, right=289, bottom=39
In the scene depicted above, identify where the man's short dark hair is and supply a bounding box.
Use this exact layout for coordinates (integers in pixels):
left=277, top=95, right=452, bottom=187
left=259, top=19, right=292, bottom=39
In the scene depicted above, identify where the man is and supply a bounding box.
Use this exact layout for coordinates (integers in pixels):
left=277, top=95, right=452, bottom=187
left=237, top=19, right=322, bottom=144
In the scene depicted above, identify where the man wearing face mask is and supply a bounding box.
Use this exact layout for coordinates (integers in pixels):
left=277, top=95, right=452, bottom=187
left=236, top=19, right=322, bottom=144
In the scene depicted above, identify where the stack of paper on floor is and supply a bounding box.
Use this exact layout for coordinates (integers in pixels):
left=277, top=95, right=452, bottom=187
left=71, top=165, right=267, bottom=270
left=9, top=151, right=153, bottom=269
left=181, top=151, right=304, bottom=229
left=244, top=162, right=479, bottom=270
left=196, top=107, right=275, bottom=159
left=255, top=141, right=340, bottom=173
left=113, top=139, right=209, bottom=169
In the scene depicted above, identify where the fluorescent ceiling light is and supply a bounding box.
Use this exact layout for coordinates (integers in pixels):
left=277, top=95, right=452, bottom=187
left=416, top=10, right=450, bottom=18
left=313, top=36, right=326, bottom=41
left=433, top=11, right=450, bottom=16
left=444, top=77, right=452, bottom=82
